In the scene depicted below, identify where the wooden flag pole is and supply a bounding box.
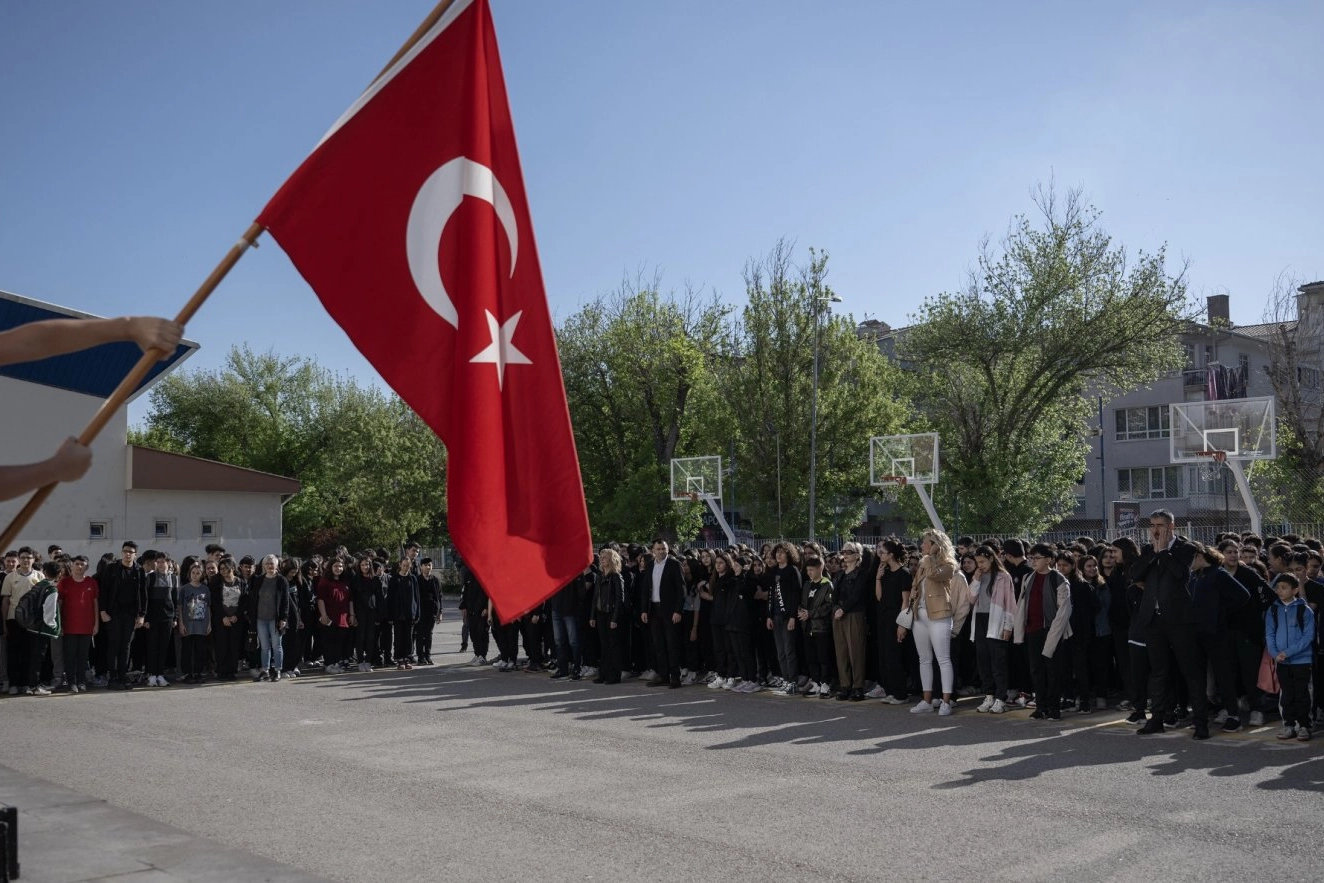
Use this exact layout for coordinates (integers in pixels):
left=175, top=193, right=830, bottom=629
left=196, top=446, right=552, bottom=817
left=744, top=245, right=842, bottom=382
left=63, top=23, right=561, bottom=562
left=0, top=222, right=266, bottom=550
left=0, top=0, right=462, bottom=549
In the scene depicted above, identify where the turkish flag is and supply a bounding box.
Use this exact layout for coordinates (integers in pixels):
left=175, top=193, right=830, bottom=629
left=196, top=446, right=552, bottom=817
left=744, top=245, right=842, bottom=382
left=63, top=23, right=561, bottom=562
left=258, top=0, right=591, bottom=618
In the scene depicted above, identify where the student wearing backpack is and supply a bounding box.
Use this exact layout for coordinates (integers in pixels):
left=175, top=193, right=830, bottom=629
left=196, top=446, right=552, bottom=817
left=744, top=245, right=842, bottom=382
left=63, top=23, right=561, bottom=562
left=13, top=561, right=62, bottom=694
left=1266, top=573, right=1315, bottom=741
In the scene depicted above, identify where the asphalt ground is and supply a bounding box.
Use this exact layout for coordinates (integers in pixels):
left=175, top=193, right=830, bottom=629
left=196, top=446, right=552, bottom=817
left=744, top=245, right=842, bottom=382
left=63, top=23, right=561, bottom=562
left=3, top=609, right=1321, bottom=882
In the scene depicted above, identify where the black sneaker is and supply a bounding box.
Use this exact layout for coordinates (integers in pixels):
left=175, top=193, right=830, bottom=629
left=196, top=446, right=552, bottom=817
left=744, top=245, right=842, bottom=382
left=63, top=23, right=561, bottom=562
left=1221, top=716, right=1241, bottom=732
left=1137, top=719, right=1165, bottom=735
left=1030, top=710, right=1046, bottom=720
left=1126, top=710, right=1146, bottom=724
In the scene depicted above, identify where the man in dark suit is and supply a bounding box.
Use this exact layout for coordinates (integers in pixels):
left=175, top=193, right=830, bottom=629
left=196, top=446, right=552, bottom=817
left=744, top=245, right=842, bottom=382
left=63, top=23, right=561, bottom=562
left=1129, top=509, right=1205, bottom=738
left=641, top=539, right=685, bottom=688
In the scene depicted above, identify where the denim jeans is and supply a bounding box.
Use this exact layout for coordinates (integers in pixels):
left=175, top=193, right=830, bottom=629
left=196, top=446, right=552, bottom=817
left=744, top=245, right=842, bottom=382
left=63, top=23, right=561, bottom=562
left=256, top=619, right=284, bottom=672
left=551, top=609, right=581, bottom=675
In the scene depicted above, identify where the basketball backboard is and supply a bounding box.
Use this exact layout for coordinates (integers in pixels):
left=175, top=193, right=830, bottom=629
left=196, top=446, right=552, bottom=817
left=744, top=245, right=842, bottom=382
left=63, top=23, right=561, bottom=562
left=870, top=432, right=939, bottom=486
left=670, top=456, right=723, bottom=501
left=1170, top=396, right=1276, bottom=463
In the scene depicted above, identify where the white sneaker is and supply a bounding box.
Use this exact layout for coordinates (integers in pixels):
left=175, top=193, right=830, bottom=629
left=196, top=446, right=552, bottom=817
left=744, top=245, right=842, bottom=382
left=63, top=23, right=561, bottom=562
left=641, top=669, right=657, bottom=681
left=910, top=699, right=934, bottom=714
left=976, top=695, right=995, bottom=713
left=1213, top=709, right=1229, bottom=725
left=990, top=699, right=1007, bottom=714
left=33, top=685, right=52, bottom=695
left=804, top=680, right=819, bottom=696
left=818, top=682, right=831, bottom=697
left=707, top=676, right=725, bottom=689
left=582, top=666, right=599, bottom=678
left=931, top=698, right=942, bottom=709
left=1249, top=711, right=1265, bottom=727
left=865, top=685, right=886, bottom=699
left=158, top=677, right=171, bottom=687
left=880, top=694, right=906, bottom=705
left=733, top=680, right=752, bottom=693
left=938, top=701, right=954, bottom=716
left=775, top=683, right=795, bottom=696
left=681, top=671, right=696, bottom=686
left=325, top=664, right=340, bottom=674
left=360, top=662, right=374, bottom=672
left=769, top=676, right=784, bottom=689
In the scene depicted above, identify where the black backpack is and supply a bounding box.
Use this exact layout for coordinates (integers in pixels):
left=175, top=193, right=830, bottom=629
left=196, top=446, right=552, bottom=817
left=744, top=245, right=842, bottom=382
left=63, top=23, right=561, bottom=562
left=14, top=587, right=47, bottom=632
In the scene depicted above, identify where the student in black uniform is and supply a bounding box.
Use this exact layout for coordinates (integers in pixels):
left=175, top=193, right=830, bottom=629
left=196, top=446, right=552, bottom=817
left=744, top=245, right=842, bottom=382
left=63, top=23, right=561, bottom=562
left=416, top=558, right=442, bottom=665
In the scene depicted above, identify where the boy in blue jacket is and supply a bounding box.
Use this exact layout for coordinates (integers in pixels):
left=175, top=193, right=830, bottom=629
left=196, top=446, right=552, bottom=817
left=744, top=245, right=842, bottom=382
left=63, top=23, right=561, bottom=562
left=1266, top=573, right=1315, bottom=741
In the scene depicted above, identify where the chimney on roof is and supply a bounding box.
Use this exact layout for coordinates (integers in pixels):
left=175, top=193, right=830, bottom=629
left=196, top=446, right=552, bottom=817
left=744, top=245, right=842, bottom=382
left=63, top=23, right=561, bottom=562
left=1206, top=294, right=1230, bottom=325
left=1299, top=280, right=1324, bottom=299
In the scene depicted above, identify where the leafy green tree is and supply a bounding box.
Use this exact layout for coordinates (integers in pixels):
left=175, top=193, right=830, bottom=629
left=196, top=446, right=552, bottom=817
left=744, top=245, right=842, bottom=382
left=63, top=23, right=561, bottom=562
left=130, top=345, right=447, bottom=554
left=557, top=276, right=729, bottom=542
left=898, top=188, right=1193, bottom=534
left=719, top=241, right=909, bottom=538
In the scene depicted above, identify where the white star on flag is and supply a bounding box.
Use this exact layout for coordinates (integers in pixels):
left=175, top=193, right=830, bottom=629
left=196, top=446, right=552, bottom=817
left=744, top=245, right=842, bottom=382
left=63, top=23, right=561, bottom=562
left=470, top=309, right=532, bottom=389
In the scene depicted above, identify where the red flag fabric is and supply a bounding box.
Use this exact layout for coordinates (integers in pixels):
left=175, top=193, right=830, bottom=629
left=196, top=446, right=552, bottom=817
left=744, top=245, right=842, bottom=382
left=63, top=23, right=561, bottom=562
left=258, top=0, right=590, bottom=618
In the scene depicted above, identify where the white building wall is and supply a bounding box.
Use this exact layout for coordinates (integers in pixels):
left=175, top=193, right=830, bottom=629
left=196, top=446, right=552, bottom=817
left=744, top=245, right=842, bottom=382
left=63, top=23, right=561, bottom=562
left=0, top=377, right=128, bottom=555
left=1, top=377, right=288, bottom=560
left=125, top=489, right=286, bottom=561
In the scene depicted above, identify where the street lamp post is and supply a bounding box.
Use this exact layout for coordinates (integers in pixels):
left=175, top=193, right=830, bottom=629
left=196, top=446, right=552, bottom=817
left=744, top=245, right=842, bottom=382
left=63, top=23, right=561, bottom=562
left=807, top=291, right=840, bottom=543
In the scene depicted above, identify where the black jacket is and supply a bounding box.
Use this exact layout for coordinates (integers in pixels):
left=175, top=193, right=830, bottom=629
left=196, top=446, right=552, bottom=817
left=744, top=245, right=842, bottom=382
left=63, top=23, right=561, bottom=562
left=643, top=557, right=685, bottom=618
left=245, top=573, right=291, bottom=623
left=385, top=572, right=420, bottom=622
left=805, top=576, right=835, bottom=635
left=1067, top=578, right=1098, bottom=640
left=834, top=567, right=867, bottom=615
left=100, top=561, right=148, bottom=618
left=418, top=574, right=442, bottom=620
left=1189, top=566, right=1248, bottom=636
left=592, top=571, right=626, bottom=624
left=458, top=565, right=488, bottom=614
left=209, top=575, right=248, bottom=631
left=1130, top=537, right=1197, bottom=628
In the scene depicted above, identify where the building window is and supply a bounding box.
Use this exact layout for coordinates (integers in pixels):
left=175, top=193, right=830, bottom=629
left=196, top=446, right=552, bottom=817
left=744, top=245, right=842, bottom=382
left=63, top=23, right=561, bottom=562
left=1204, top=344, right=1215, bottom=366
left=1117, top=466, right=1183, bottom=500
left=154, top=519, right=173, bottom=539
left=1298, top=366, right=1319, bottom=389
left=1183, top=342, right=1196, bottom=368
left=1114, top=405, right=1170, bottom=441
left=201, top=520, right=219, bottom=539
left=89, top=521, right=108, bottom=540
left=1238, top=353, right=1249, bottom=376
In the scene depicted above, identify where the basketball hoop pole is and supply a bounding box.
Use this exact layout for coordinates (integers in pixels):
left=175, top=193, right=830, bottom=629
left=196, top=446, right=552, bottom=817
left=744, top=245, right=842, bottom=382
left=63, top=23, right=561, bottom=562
left=694, top=493, right=736, bottom=547
left=1224, top=459, right=1260, bottom=537
left=912, top=483, right=945, bottom=533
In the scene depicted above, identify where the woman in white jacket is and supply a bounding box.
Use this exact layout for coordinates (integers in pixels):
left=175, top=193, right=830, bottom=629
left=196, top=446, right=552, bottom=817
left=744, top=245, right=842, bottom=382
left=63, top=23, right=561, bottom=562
left=969, top=546, right=1016, bottom=713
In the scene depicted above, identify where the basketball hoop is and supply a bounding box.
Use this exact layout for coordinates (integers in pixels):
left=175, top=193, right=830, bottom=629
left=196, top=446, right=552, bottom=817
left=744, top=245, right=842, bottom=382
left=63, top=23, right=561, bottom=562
left=880, top=475, right=908, bottom=488
left=1196, top=450, right=1228, bottom=464
left=688, top=492, right=701, bottom=503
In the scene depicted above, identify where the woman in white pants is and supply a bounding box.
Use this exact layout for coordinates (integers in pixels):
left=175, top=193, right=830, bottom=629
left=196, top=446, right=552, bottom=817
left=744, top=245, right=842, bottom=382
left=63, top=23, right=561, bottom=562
left=898, top=529, right=965, bottom=716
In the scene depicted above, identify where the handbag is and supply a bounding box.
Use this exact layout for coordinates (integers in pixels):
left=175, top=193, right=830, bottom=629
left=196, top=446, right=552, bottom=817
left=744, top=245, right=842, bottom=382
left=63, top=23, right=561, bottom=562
left=895, top=608, right=914, bottom=630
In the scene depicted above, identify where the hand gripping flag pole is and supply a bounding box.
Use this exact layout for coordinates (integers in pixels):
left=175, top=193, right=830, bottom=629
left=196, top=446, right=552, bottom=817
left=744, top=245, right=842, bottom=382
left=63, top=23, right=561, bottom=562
left=0, top=0, right=460, bottom=551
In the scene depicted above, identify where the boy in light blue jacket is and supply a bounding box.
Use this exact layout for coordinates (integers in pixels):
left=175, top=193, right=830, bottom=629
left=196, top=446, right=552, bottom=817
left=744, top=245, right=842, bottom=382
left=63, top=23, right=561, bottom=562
left=1266, top=573, right=1315, bottom=741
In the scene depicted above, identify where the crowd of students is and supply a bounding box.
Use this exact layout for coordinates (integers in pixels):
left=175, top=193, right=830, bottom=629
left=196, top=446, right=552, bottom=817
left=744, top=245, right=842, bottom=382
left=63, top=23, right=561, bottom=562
left=0, top=541, right=443, bottom=695
left=3, top=515, right=1319, bottom=744
left=459, top=513, right=1319, bottom=743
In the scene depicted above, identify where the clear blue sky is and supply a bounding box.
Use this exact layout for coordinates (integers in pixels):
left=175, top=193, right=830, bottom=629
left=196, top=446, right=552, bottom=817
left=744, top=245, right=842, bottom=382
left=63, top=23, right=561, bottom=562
left=2, top=0, right=1320, bottom=424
